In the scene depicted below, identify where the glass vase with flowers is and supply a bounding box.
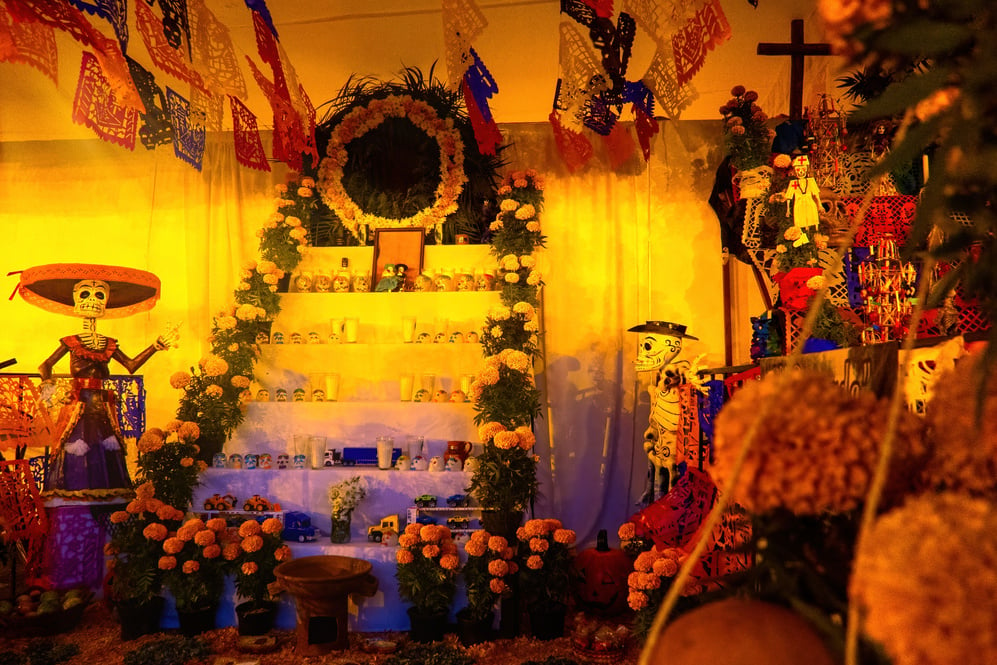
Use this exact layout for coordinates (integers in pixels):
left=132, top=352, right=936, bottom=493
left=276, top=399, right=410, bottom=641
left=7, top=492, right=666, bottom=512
left=327, top=475, right=367, bottom=543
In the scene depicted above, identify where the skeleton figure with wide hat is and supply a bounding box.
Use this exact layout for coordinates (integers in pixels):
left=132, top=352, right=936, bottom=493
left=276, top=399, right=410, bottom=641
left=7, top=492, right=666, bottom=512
left=628, top=320, right=706, bottom=503
left=16, top=263, right=179, bottom=494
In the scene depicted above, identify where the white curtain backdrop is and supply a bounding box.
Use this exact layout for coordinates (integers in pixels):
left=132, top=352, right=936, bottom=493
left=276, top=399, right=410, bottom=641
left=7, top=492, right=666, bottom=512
left=1, top=120, right=728, bottom=546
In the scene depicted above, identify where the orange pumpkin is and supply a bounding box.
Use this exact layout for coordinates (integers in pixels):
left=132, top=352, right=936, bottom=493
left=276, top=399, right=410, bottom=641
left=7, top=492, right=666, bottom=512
left=646, top=598, right=835, bottom=665
left=573, top=529, right=632, bottom=616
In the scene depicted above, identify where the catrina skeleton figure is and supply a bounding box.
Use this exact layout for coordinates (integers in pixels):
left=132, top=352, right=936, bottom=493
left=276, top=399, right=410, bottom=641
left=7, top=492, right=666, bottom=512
left=16, top=264, right=179, bottom=493
left=629, top=321, right=705, bottom=504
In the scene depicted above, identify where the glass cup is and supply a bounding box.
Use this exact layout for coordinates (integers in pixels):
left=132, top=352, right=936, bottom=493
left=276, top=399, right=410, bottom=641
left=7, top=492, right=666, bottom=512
left=313, top=270, right=333, bottom=293
left=460, top=373, right=475, bottom=396
left=325, top=373, right=341, bottom=402
left=294, top=271, right=314, bottom=292
left=420, top=373, right=436, bottom=395
left=402, top=316, right=417, bottom=343
left=399, top=373, right=414, bottom=401
left=329, top=318, right=345, bottom=343
left=309, top=435, right=327, bottom=469
left=376, top=435, right=395, bottom=470
left=344, top=317, right=359, bottom=343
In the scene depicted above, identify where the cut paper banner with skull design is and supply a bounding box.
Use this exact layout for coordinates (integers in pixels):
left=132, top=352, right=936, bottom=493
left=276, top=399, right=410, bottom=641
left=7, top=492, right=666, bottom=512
left=629, top=320, right=706, bottom=503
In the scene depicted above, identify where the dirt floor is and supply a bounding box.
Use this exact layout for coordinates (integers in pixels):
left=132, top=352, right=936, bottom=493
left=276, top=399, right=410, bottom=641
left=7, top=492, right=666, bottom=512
left=0, top=600, right=644, bottom=665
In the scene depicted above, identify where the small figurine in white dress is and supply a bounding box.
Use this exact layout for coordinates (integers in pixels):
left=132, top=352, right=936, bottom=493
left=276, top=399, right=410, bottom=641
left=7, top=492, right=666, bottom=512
left=784, top=154, right=822, bottom=246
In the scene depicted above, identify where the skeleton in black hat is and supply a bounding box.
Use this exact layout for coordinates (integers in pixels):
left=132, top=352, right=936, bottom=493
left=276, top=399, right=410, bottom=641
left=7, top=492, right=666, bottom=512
left=629, top=321, right=705, bottom=503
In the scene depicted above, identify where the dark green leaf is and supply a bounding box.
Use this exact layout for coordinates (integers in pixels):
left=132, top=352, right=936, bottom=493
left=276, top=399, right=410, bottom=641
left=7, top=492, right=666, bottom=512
left=871, top=20, right=973, bottom=57
left=849, top=68, right=950, bottom=122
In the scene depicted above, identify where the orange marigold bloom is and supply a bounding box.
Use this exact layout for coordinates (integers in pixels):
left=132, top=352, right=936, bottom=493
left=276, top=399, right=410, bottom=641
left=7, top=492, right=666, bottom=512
left=851, top=493, right=997, bottom=665
left=524, top=520, right=546, bottom=537
left=515, top=526, right=528, bottom=541
left=206, top=518, right=227, bottom=533
left=440, top=554, right=459, bottom=570
left=618, top=522, right=636, bottom=540
left=158, top=556, right=177, bottom=570
left=110, top=510, right=130, bottom=524
left=628, top=590, right=648, bottom=611
left=194, top=530, right=216, bottom=547
left=145, top=498, right=164, bottom=513
left=489, top=578, right=508, bottom=594
left=223, top=543, right=241, bottom=561
left=126, top=500, right=144, bottom=514
left=553, top=528, right=575, bottom=545
left=501, top=547, right=514, bottom=560
left=143, top=523, right=168, bottom=541
left=464, top=540, right=486, bottom=557
left=545, top=519, right=562, bottom=531
left=241, top=535, right=264, bottom=553
left=137, top=430, right=164, bottom=453
left=529, top=537, right=549, bottom=553
left=441, top=541, right=458, bottom=556
left=634, top=550, right=660, bottom=573
left=177, top=421, right=200, bottom=441
left=202, top=544, right=221, bottom=559
left=163, top=537, right=184, bottom=555
left=239, top=520, right=262, bottom=538
left=488, top=559, right=509, bottom=577
left=470, top=530, right=489, bottom=544
left=261, top=518, right=283, bottom=535
left=924, top=353, right=997, bottom=499
left=180, top=457, right=194, bottom=467
left=652, top=557, right=679, bottom=578
left=176, top=525, right=198, bottom=542
left=242, top=561, right=259, bottom=575
left=712, top=369, right=928, bottom=515
left=526, top=554, right=543, bottom=570
left=183, top=560, right=200, bottom=574
left=275, top=545, right=291, bottom=562
left=404, top=523, right=421, bottom=536
left=135, top=481, right=156, bottom=499
left=396, top=549, right=414, bottom=565
left=422, top=544, right=441, bottom=559
left=493, top=431, right=519, bottom=450
left=103, top=542, right=117, bottom=556
left=398, top=534, right=417, bottom=548
left=487, top=535, right=508, bottom=553
left=420, top=525, right=440, bottom=543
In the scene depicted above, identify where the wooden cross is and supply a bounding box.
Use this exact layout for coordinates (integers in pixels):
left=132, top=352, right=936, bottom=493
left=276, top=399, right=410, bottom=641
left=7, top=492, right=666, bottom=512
left=757, top=19, right=832, bottom=120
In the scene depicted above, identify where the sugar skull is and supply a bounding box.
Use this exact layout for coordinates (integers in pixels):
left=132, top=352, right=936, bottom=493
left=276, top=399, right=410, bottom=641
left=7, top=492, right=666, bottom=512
left=413, top=389, right=431, bottom=403
left=445, top=457, right=463, bottom=471
left=275, top=388, right=288, bottom=402
left=433, top=333, right=447, bottom=344
left=455, top=273, right=474, bottom=292
left=307, top=331, right=322, bottom=344
left=256, top=389, right=270, bottom=402
left=259, top=453, right=273, bottom=469
left=311, top=388, right=325, bottom=402
left=72, top=279, right=109, bottom=318
left=428, top=456, right=444, bottom=472
left=271, top=331, right=284, bottom=345
left=294, top=271, right=313, bottom=292
left=276, top=453, right=290, bottom=469
left=475, top=273, right=494, bottom=292
left=228, top=453, right=243, bottom=469
left=313, top=271, right=333, bottom=292
left=352, top=271, right=370, bottom=293
left=292, top=388, right=306, bottom=402
left=289, top=332, right=304, bottom=344
left=411, top=455, right=429, bottom=471
left=434, top=273, right=453, bottom=292
left=394, top=455, right=410, bottom=470
left=417, top=332, right=432, bottom=343
left=449, top=390, right=467, bottom=403
left=465, top=331, right=479, bottom=344
left=293, top=454, right=307, bottom=469
left=449, top=332, right=464, bottom=343
left=414, top=274, right=434, bottom=292
left=212, top=452, right=227, bottom=468
left=244, top=453, right=258, bottom=469
left=333, top=271, right=352, bottom=292
left=432, top=390, right=449, bottom=403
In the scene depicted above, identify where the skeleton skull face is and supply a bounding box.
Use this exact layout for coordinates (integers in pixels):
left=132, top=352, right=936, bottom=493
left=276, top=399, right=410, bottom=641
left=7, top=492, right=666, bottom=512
left=634, top=333, right=682, bottom=372
left=792, top=155, right=810, bottom=179
left=73, top=280, right=109, bottom=318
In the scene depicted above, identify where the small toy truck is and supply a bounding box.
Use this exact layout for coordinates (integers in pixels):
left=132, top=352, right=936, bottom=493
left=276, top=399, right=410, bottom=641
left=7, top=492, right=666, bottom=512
left=282, top=511, right=319, bottom=542
left=367, top=514, right=400, bottom=543
left=414, top=494, right=438, bottom=508
left=446, top=493, right=470, bottom=507
left=203, top=493, right=237, bottom=511
left=244, top=495, right=280, bottom=512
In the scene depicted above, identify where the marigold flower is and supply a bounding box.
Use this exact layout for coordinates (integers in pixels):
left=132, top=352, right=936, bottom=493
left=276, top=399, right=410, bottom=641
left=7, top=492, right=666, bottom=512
left=194, top=530, right=216, bottom=547
left=805, top=275, right=826, bottom=291
left=489, top=578, right=508, bottom=594
left=652, top=557, right=679, bottom=578
left=924, top=353, right=997, bottom=498
left=440, top=554, right=459, bottom=570
left=398, top=534, right=417, bottom=548
left=182, top=560, right=200, bottom=574
left=526, top=554, right=543, bottom=570
left=275, top=545, right=291, bottom=561
left=783, top=226, right=802, bottom=241
left=137, top=430, right=165, bottom=453
left=628, top=590, right=648, bottom=611
left=404, top=523, right=421, bottom=536
left=178, top=457, right=193, bottom=468
left=231, top=375, right=251, bottom=389
left=396, top=549, right=414, bottom=565
left=242, top=535, right=264, bottom=553
left=110, top=510, right=130, bottom=524
left=206, top=518, right=227, bottom=533
left=634, top=550, right=659, bottom=573
left=524, top=519, right=546, bottom=537
left=494, top=431, right=519, bottom=450
left=422, top=544, right=441, bottom=559
left=478, top=366, right=500, bottom=386
left=487, top=536, right=508, bottom=553
left=239, top=520, right=262, bottom=538
left=500, top=199, right=519, bottom=212
left=158, top=556, right=177, bottom=570
left=526, top=271, right=541, bottom=285
left=205, top=385, right=223, bottom=399
left=504, top=272, right=520, bottom=284
left=516, top=526, right=528, bottom=541
left=553, top=529, right=575, bottom=545
left=488, top=559, right=510, bottom=577
left=464, top=540, right=486, bottom=557
left=202, top=355, right=229, bottom=377
left=223, top=543, right=241, bottom=561
left=261, top=518, right=283, bottom=535
left=515, top=204, right=536, bottom=220
left=203, top=544, right=221, bottom=559
left=712, top=369, right=928, bottom=514
left=242, top=561, right=259, bottom=575
left=143, top=523, right=168, bottom=541
left=163, top=537, right=184, bottom=555
left=235, top=303, right=259, bottom=321
left=420, top=524, right=440, bottom=543
left=501, top=546, right=514, bottom=561
left=169, top=372, right=192, bottom=390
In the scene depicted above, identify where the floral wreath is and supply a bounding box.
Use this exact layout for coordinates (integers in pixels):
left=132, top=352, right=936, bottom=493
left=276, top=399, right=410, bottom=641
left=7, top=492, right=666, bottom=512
left=317, top=95, right=467, bottom=241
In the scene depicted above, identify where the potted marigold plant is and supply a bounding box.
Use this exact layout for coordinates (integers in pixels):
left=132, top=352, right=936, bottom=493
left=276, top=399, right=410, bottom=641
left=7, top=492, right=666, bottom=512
left=134, top=421, right=206, bottom=510
left=516, top=518, right=577, bottom=640
left=105, top=481, right=186, bottom=640
left=233, top=517, right=292, bottom=635
left=395, top=523, right=460, bottom=643
left=160, top=516, right=237, bottom=636
left=468, top=421, right=539, bottom=538
left=457, top=530, right=517, bottom=645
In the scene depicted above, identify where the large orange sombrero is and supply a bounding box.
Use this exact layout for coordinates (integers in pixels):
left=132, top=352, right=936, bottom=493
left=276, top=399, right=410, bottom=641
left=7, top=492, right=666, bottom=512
left=16, top=263, right=161, bottom=319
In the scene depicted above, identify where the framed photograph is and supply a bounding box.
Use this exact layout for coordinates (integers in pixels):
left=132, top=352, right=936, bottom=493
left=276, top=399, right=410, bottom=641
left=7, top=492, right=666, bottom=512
left=371, top=228, right=425, bottom=292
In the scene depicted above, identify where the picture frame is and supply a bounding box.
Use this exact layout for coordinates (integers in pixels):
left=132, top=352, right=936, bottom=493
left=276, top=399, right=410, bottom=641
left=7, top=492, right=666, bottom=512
left=371, top=228, right=426, bottom=292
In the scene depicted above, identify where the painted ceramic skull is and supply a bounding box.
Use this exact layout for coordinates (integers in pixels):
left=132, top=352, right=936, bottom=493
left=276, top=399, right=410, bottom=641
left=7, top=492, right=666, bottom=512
left=333, top=273, right=351, bottom=292
left=72, top=279, right=109, bottom=318
left=276, top=454, right=290, bottom=469
left=634, top=332, right=683, bottom=372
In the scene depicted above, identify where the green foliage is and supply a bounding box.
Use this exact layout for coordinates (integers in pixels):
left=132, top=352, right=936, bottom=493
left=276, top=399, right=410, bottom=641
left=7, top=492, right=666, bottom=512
left=472, top=366, right=542, bottom=430
left=480, top=311, right=540, bottom=359
left=719, top=85, right=774, bottom=171
left=313, top=65, right=504, bottom=245
left=466, top=444, right=538, bottom=515
left=383, top=643, right=474, bottom=665
left=233, top=521, right=288, bottom=604
left=122, top=635, right=209, bottom=665
left=840, top=0, right=997, bottom=365
left=259, top=179, right=315, bottom=273
left=395, top=527, right=459, bottom=615
left=516, top=519, right=576, bottom=612
left=135, top=424, right=203, bottom=510
left=23, top=641, right=79, bottom=665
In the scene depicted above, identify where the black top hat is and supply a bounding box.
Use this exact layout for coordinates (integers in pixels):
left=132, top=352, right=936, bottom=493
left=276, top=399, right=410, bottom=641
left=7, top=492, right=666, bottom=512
left=627, top=320, right=698, bottom=340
